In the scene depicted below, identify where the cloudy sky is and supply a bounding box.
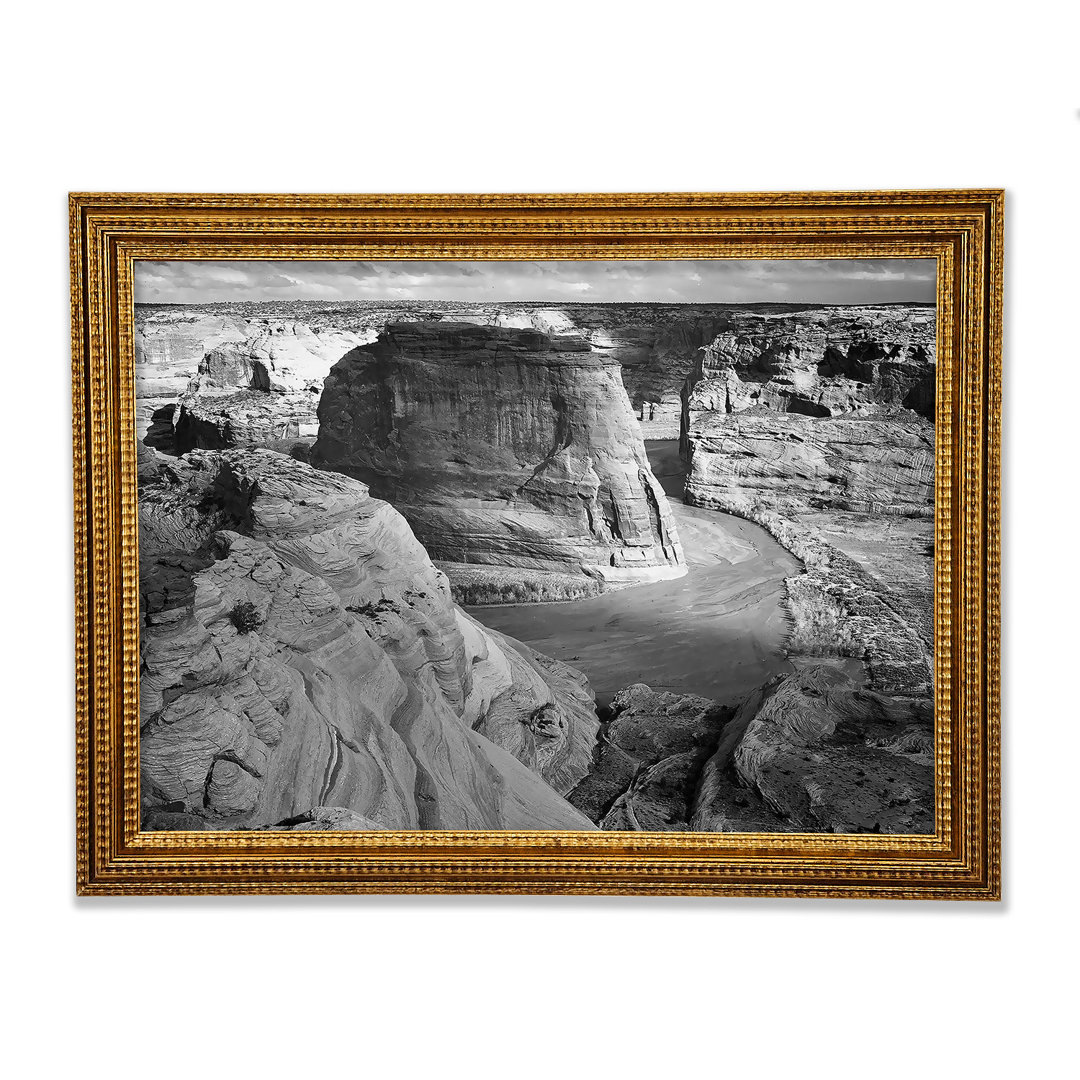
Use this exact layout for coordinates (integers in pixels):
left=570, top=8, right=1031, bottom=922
left=134, top=258, right=935, bottom=305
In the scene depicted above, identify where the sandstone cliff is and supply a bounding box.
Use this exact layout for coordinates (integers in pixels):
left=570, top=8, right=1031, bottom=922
left=685, top=412, right=934, bottom=519
left=680, top=305, right=936, bottom=696
left=682, top=305, right=935, bottom=425
left=140, top=301, right=904, bottom=447
left=681, top=305, right=935, bottom=515
left=135, top=312, right=367, bottom=448
left=138, top=447, right=598, bottom=831
left=313, top=322, right=686, bottom=586
left=172, top=390, right=321, bottom=456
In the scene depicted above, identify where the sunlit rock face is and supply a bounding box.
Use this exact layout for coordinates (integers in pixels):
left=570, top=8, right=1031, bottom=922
left=313, top=322, right=686, bottom=585
left=686, top=413, right=935, bottom=518
left=683, top=306, right=935, bottom=425
left=135, top=313, right=251, bottom=394
left=134, top=314, right=370, bottom=450
left=680, top=305, right=936, bottom=706
left=682, top=305, right=936, bottom=517
left=188, top=322, right=371, bottom=394
left=137, top=447, right=598, bottom=831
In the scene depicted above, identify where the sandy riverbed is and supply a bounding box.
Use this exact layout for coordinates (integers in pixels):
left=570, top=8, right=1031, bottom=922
left=467, top=441, right=802, bottom=709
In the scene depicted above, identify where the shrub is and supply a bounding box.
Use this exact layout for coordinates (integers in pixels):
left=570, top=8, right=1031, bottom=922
left=228, top=600, right=261, bottom=634
left=449, top=576, right=602, bottom=606
left=786, top=581, right=862, bottom=658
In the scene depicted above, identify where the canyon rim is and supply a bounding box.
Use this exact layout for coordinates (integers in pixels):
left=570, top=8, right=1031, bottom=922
left=134, top=257, right=937, bottom=834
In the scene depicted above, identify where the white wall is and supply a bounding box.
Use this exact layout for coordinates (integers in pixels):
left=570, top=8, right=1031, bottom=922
left=3, top=2, right=1075, bottom=1076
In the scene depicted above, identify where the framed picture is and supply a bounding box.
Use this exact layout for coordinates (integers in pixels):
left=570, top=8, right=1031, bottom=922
left=71, top=191, right=1001, bottom=897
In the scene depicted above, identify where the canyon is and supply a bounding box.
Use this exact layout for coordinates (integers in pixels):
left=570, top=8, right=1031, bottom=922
left=135, top=298, right=937, bottom=834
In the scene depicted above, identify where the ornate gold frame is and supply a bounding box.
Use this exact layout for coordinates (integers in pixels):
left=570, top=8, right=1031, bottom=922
left=72, top=191, right=1002, bottom=897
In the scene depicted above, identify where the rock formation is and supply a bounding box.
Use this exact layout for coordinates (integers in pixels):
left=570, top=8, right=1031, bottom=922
left=572, top=669, right=933, bottom=833
left=314, top=322, right=686, bottom=586
left=188, top=322, right=369, bottom=394
left=691, top=665, right=933, bottom=833
left=568, top=684, right=732, bottom=828
left=680, top=305, right=936, bottom=697
left=172, top=390, right=321, bottom=456
left=681, top=305, right=935, bottom=514
left=135, top=312, right=367, bottom=447
left=136, top=301, right=936, bottom=452
left=685, top=413, right=934, bottom=518
left=138, top=446, right=598, bottom=831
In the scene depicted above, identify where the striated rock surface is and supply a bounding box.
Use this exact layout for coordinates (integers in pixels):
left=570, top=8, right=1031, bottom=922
left=135, top=313, right=367, bottom=448
left=138, top=447, right=598, bottom=830
left=314, top=322, right=686, bottom=585
left=576, top=669, right=933, bottom=834
left=189, top=321, right=369, bottom=394
left=692, top=665, right=933, bottom=833
left=135, top=313, right=250, bottom=394
left=682, top=305, right=935, bottom=515
left=136, top=301, right=936, bottom=449
left=680, top=304, right=936, bottom=696
left=685, top=412, right=934, bottom=519
left=172, top=390, right=321, bottom=456
left=682, top=305, right=935, bottom=424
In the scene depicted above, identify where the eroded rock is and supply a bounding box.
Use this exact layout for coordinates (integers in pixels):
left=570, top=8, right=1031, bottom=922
left=693, top=666, right=933, bottom=833
left=579, top=669, right=933, bottom=834
left=138, top=448, right=599, bottom=830
left=313, top=322, right=686, bottom=586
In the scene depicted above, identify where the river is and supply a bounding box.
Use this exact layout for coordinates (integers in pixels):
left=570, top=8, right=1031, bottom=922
left=466, top=440, right=801, bottom=709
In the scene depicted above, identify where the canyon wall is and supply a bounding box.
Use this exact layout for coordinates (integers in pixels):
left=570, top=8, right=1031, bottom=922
left=137, top=302, right=887, bottom=449
left=682, top=305, right=935, bottom=515
left=685, top=413, right=934, bottom=518
left=135, top=313, right=369, bottom=447
left=138, top=446, right=598, bottom=831
left=313, top=322, right=686, bottom=585
left=680, top=305, right=936, bottom=699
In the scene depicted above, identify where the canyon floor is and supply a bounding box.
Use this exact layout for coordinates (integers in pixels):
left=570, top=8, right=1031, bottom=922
left=469, top=441, right=805, bottom=710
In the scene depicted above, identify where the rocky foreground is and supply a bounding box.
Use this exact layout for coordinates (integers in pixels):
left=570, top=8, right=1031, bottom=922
left=138, top=447, right=597, bottom=830
left=568, top=673, right=933, bottom=832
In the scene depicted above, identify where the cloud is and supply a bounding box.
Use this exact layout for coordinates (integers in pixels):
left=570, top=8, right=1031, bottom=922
left=134, top=257, right=936, bottom=305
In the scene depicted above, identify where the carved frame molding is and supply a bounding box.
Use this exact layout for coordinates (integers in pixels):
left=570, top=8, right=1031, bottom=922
left=71, top=191, right=1002, bottom=897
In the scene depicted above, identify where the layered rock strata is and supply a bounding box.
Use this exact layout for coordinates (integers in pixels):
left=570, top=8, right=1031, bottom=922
left=684, top=413, right=934, bottom=519
left=171, top=390, right=321, bottom=456
left=138, top=446, right=598, bottom=830
left=135, top=314, right=367, bottom=445
left=314, top=322, right=686, bottom=585
left=680, top=305, right=936, bottom=696
left=681, top=306, right=935, bottom=517
left=135, top=302, right=937, bottom=448
left=682, top=305, right=935, bottom=428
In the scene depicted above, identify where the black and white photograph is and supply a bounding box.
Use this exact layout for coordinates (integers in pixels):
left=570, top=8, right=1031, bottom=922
left=135, top=257, right=937, bottom=833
